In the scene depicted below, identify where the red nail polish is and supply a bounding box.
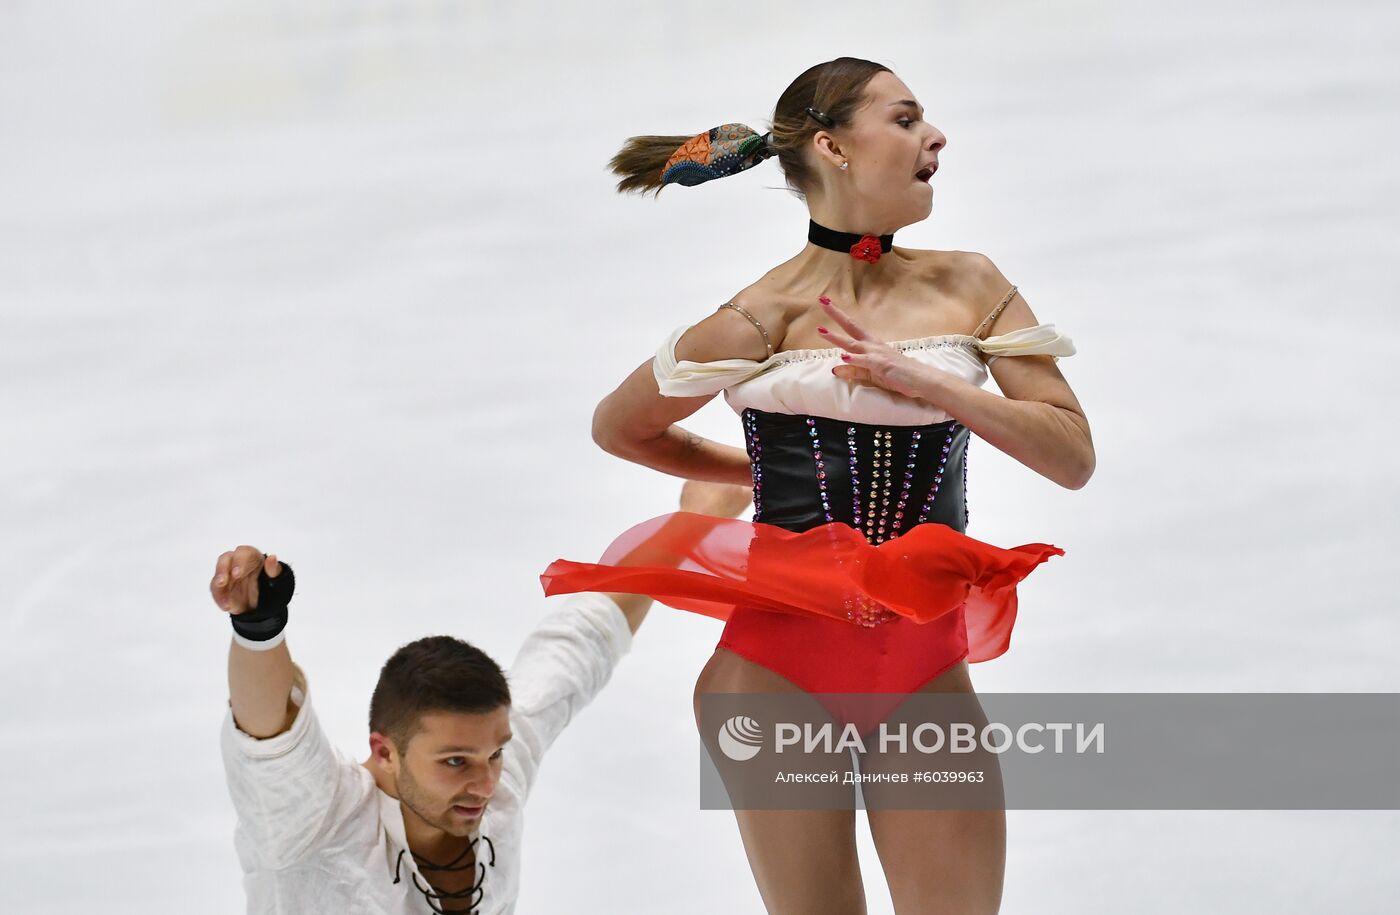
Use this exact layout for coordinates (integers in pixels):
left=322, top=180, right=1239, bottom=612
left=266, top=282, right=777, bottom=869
left=817, top=326, right=828, bottom=334
left=818, top=295, right=831, bottom=306
left=840, top=353, right=851, bottom=361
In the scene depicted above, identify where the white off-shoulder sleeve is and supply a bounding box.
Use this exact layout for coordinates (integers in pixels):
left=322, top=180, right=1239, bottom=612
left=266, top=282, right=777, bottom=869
left=976, top=323, right=1077, bottom=366
left=652, top=324, right=770, bottom=397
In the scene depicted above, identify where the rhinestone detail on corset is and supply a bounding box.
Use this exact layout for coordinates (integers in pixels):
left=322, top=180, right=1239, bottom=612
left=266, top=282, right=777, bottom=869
left=768, top=336, right=979, bottom=367
left=890, top=430, right=922, bottom=539
left=917, top=423, right=960, bottom=525
left=743, top=409, right=968, bottom=629
left=743, top=408, right=764, bottom=518
left=848, top=421, right=964, bottom=626
left=805, top=417, right=834, bottom=523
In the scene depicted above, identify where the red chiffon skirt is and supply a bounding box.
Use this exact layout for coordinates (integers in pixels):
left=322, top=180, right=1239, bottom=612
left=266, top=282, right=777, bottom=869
left=540, top=512, right=1063, bottom=704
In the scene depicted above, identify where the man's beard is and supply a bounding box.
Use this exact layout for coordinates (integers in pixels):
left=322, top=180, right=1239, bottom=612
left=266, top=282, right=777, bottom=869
left=395, top=765, right=473, bottom=838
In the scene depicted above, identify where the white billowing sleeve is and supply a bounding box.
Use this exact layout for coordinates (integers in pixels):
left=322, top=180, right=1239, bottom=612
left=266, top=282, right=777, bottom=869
left=652, top=324, right=769, bottom=397
left=976, top=323, right=1077, bottom=366
left=503, top=592, right=633, bottom=800
left=220, top=666, right=365, bottom=867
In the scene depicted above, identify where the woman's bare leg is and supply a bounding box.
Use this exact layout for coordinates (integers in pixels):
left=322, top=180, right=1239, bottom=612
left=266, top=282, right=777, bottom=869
left=695, top=647, right=868, bottom=915
left=862, top=661, right=1006, bottom=914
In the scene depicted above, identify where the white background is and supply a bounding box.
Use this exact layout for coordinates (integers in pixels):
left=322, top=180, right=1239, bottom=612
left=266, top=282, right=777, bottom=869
left=2, top=1, right=1397, bottom=911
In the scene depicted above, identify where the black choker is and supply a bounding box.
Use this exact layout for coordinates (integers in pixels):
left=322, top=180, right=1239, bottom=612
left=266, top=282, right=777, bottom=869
left=808, top=219, right=894, bottom=264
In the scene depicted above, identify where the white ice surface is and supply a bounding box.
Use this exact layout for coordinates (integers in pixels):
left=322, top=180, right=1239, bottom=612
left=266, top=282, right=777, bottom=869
left=2, top=1, right=1398, bottom=912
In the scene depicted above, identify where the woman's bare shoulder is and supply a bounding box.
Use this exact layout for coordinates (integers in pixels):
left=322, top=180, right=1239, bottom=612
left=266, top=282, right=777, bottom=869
left=902, top=248, right=1019, bottom=329
left=899, top=247, right=998, bottom=285
left=672, top=275, right=800, bottom=364
left=684, top=266, right=809, bottom=360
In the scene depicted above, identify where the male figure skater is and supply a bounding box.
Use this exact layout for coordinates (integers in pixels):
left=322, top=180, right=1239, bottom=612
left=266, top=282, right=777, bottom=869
left=214, top=480, right=752, bottom=914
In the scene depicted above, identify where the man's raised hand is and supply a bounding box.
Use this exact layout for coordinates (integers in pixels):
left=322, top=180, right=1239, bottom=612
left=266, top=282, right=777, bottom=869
left=211, top=546, right=283, bottom=616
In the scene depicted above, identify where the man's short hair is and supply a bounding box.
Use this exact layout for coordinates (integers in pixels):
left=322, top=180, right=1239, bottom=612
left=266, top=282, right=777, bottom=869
left=369, top=635, right=510, bottom=750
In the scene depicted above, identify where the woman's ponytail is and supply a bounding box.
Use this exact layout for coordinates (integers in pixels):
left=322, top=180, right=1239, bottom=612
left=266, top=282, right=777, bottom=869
left=609, top=124, right=772, bottom=197
left=607, top=134, right=696, bottom=197
left=608, top=57, right=890, bottom=200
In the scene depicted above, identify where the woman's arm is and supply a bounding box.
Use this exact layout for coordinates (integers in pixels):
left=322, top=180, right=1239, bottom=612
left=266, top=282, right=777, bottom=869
left=819, top=259, right=1095, bottom=490
left=915, top=357, right=1094, bottom=490
left=592, top=304, right=774, bottom=486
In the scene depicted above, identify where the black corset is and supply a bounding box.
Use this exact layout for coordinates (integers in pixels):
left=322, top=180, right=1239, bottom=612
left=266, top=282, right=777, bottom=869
left=740, top=407, right=969, bottom=542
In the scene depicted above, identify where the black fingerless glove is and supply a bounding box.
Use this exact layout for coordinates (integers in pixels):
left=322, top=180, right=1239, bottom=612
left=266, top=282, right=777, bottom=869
left=230, top=560, right=295, bottom=647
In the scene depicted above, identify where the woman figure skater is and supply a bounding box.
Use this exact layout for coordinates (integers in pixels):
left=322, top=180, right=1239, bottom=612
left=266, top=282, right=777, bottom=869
left=541, top=58, right=1094, bottom=913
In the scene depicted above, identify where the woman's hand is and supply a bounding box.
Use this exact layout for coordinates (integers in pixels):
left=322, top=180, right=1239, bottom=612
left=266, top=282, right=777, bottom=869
left=816, top=295, right=940, bottom=400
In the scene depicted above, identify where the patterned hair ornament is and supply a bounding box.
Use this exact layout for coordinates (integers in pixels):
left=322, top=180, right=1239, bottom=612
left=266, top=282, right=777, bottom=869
left=661, top=124, right=775, bottom=188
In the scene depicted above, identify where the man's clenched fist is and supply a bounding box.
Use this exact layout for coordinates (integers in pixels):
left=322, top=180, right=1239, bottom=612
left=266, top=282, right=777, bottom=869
left=210, top=546, right=283, bottom=616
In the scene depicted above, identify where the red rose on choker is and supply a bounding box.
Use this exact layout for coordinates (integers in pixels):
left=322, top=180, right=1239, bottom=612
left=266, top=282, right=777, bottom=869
left=849, top=234, right=883, bottom=263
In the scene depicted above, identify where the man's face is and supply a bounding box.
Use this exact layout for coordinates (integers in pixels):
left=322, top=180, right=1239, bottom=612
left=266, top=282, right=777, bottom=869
left=382, top=707, right=512, bottom=838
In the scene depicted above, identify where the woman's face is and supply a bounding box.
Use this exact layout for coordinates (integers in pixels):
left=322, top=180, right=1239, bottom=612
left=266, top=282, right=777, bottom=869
left=815, top=70, right=947, bottom=230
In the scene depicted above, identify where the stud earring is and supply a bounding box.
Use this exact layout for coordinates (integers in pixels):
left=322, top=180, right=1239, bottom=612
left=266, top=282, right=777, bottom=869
left=839, top=161, right=849, bottom=170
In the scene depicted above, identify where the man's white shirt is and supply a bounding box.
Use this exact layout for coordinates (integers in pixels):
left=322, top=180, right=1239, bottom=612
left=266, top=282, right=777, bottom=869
left=220, top=592, right=633, bottom=914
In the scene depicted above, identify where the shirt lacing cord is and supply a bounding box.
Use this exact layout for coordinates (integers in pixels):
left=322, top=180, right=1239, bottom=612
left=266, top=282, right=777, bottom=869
left=393, top=835, right=497, bottom=914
